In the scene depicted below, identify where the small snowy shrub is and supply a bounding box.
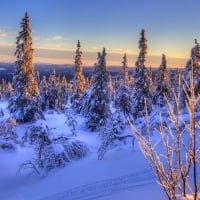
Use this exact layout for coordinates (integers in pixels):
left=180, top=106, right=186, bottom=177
left=19, top=124, right=89, bottom=176
left=0, top=141, right=16, bottom=151
left=52, top=137, right=89, bottom=160
left=0, top=118, right=17, bottom=139
left=22, top=120, right=50, bottom=145
left=98, top=126, right=116, bottom=160
left=65, top=108, right=78, bottom=136
left=40, top=143, right=69, bottom=172
left=98, top=123, right=132, bottom=160
left=0, top=108, right=4, bottom=117
left=0, top=118, right=17, bottom=151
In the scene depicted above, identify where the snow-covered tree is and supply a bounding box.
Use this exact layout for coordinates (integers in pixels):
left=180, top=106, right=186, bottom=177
left=111, top=109, right=126, bottom=135
left=130, top=68, right=200, bottom=199
left=59, top=76, right=69, bottom=110
left=0, top=118, right=17, bottom=151
left=1, top=81, right=13, bottom=99
left=72, top=40, right=86, bottom=101
left=136, top=29, right=148, bottom=67
left=181, top=39, right=200, bottom=109
left=115, top=80, right=132, bottom=117
left=48, top=69, right=59, bottom=110
left=132, top=29, right=152, bottom=118
left=20, top=123, right=89, bottom=176
left=153, top=54, right=170, bottom=106
left=79, top=48, right=110, bottom=131
left=65, top=107, right=78, bottom=136
left=39, top=76, right=49, bottom=110
left=8, top=12, right=43, bottom=122
left=119, top=53, right=129, bottom=85
left=98, top=110, right=132, bottom=160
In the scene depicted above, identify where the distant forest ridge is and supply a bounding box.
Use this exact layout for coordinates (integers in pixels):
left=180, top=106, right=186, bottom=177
left=0, top=62, right=181, bottom=82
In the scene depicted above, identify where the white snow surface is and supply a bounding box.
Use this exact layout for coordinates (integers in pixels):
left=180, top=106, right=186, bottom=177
left=0, top=100, right=166, bottom=200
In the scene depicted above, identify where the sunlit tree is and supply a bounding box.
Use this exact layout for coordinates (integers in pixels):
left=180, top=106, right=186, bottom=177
left=153, top=54, right=170, bottom=106
left=132, top=29, right=152, bottom=118
left=72, top=40, right=86, bottom=100
left=8, top=12, right=43, bottom=122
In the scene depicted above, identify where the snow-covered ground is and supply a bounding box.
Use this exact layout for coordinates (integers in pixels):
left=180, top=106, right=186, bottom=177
left=0, top=100, right=166, bottom=200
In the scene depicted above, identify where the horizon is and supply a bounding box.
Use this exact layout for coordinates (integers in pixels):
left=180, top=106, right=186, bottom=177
left=0, top=0, right=199, bottom=67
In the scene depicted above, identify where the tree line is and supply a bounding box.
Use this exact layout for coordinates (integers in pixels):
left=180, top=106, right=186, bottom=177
left=1, top=12, right=200, bottom=200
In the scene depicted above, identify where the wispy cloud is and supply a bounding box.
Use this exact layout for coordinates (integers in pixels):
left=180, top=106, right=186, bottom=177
left=0, top=27, right=17, bottom=39
left=47, top=36, right=71, bottom=41
left=51, top=36, right=63, bottom=41
left=0, top=32, right=7, bottom=38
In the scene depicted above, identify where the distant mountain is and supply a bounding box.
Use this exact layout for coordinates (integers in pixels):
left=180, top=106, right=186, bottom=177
left=0, top=63, right=123, bottom=82
left=0, top=62, right=181, bottom=82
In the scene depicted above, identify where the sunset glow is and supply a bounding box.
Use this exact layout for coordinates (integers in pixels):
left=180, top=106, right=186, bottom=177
left=0, top=0, right=199, bottom=67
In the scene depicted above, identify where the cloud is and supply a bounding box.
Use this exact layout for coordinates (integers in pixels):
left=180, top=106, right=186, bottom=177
left=0, top=27, right=16, bottom=39
left=0, top=32, right=7, bottom=38
left=51, top=36, right=63, bottom=41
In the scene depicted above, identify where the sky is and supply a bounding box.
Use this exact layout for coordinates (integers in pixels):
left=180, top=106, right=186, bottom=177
left=0, top=0, right=200, bottom=67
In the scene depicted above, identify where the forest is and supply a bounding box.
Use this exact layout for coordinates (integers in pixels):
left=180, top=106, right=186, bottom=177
left=0, top=12, right=200, bottom=200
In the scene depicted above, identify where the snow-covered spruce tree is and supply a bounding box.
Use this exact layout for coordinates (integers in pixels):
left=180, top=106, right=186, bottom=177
left=80, top=48, right=111, bottom=131
left=5, top=82, right=13, bottom=99
left=59, top=76, right=69, bottom=110
left=8, top=12, right=43, bottom=122
left=115, top=79, right=132, bottom=117
left=72, top=40, right=86, bottom=102
left=39, top=76, right=49, bottom=110
left=119, top=53, right=129, bottom=85
left=132, top=29, right=152, bottom=118
left=153, top=54, right=170, bottom=106
left=181, top=39, right=200, bottom=109
left=47, top=69, right=59, bottom=110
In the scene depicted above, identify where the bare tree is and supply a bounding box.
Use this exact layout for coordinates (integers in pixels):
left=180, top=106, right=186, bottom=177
left=129, top=66, right=200, bottom=199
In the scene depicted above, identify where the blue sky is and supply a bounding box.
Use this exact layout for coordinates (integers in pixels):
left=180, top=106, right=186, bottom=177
left=0, top=0, right=199, bottom=67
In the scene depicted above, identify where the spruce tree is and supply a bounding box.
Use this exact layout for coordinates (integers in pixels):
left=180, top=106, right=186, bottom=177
left=181, top=39, right=200, bottom=108
left=119, top=53, right=129, bottom=85
left=8, top=12, right=43, bottom=122
left=115, top=80, right=132, bottom=117
left=48, top=69, right=59, bottom=110
left=60, top=76, right=69, bottom=109
left=39, top=76, right=49, bottom=110
left=153, top=54, right=170, bottom=106
left=72, top=40, right=86, bottom=100
left=132, top=29, right=152, bottom=118
left=79, top=48, right=110, bottom=131
left=87, top=48, right=110, bottom=131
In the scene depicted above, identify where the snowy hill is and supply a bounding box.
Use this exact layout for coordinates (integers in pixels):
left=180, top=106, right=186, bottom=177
left=0, top=100, right=166, bottom=200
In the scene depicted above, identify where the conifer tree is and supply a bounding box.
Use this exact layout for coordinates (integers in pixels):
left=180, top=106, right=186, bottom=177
left=8, top=12, right=43, bottom=122
left=5, top=82, right=13, bottom=99
left=181, top=39, right=200, bottom=108
left=72, top=40, right=86, bottom=100
left=132, top=29, right=152, bottom=118
left=60, top=76, right=69, bottom=109
left=87, top=48, right=110, bottom=131
left=48, top=69, right=59, bottom=110
left=153, top=54, right=170, bottom=106
left=119, top=53, right=129, bottom=85
left=39, top=76, right=49, bottom=110
left=79, top=48, right=110, bottom=131
left=115, top=80, right=132, bottom=117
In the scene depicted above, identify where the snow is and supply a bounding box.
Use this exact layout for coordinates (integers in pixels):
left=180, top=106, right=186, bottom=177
left=51, top=143, right=64, bottom=155
left=0, top=100, right=166, bottom=200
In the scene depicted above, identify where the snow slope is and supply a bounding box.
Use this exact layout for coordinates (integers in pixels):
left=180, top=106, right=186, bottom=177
left=0, top=101, right=166, bottom=200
